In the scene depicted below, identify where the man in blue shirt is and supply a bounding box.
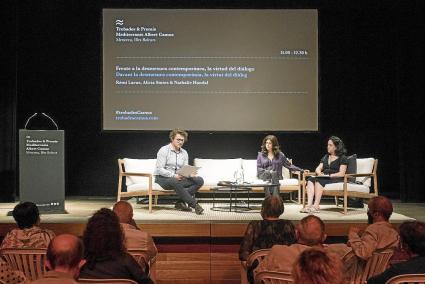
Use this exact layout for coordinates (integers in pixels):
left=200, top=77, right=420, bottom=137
left=154, top=129, right=204, bottom=214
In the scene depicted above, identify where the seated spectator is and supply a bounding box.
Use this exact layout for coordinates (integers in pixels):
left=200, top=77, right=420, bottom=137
left=1, top=202, right=55, bottom=249
left=239, top=196, right=296, bottom=261
left=79, top=208, right=152, bottom=284
left=0, top=260, right=26, bottom=284
left=255, top=215, right=327, bottom=275
left=367, top=221, right=425, bottom=284
left=30, top=234, right=85, bottom=284
left=293, top=248, right=344, bottom=284
left=113, top=201, right=158, bottom=263
left=239, top=196, right=296, bottom=283
left=347, top=196, right=399, bottom=260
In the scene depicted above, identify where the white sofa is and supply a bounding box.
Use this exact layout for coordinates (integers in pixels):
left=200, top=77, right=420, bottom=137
left=117, top=157, right=303, bottom=212
left=194, top=158, right=301, bottom=202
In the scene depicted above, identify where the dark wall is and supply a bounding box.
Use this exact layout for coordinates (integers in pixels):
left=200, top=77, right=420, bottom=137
left=2, top=0, right=424, bottom=200
left=0, top=0, right=17, bottom=202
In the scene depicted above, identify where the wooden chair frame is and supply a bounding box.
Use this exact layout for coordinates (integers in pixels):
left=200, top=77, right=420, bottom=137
left=302, top=159, right=379, bottom=213
left=385, top=274, right=425, bottom=284
left=0, top=248, right=47, bottom=281
left=78, top=279, right=138, bottom=284
left=241, top=249, right=271, bottom=284
left=127, top=249, right=157, bottom=283
left=345, top=248, right=393, bottom=284
left=255, top=271, right=294, bottom=284
left=117, top=159, right=176, bottom=213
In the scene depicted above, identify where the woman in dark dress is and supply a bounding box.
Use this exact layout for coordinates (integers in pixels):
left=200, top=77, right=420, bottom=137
left=79, top=208, right=152, bottom=284
left=239, top=196, right=296, bottom=283
left=257, top=135, right=303, bottom=197
left=301, top=136, right=348, bottom=213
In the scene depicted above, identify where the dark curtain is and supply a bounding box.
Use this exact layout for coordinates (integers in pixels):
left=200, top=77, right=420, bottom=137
left=0, top=0, right=17, bottom=201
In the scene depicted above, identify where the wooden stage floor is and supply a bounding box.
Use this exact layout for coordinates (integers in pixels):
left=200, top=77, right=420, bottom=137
left=0, top=196, right=416, bottom=238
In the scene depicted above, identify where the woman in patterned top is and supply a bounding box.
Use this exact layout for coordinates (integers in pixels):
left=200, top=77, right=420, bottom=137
left=1, top=202, right=55, bottom=249
left=239, top=196, right=296, bottom=283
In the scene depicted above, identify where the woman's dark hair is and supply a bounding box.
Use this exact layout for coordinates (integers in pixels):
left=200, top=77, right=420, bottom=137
left=83, top=208, right=126, bottom=266
left=261, top=135, right=281, bottom=156
left=12, top=202, right=40, bottom=229
left=328, top=136, right=347, bottom=156
left=399, top=221, right=425, bottom=256
left=261, top=196, right=284, bottom=219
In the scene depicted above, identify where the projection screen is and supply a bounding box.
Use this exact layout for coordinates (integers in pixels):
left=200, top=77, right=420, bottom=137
left=103, top=9, right=318, bottom=131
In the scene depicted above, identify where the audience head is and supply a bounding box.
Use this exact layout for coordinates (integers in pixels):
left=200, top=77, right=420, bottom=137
left=83, top=208, right=125, bottom=264
left=261, top=196, right=284, bottom=219
left=399, top=221, right=425, bottom=256
left=367, top=196, right=393, bottom=223
left=12, top=201, right=40, bottom=229
left=327, top=136, right=346, bottom=156
left=261, top=135, right=280, bottom=156
left=46, top=234, right=85, bottom=278
left=296, top=215, right=326, bottom=246
left=113, top=201, right=133, bottom=224
left=293, top=248, right=343, bottom=284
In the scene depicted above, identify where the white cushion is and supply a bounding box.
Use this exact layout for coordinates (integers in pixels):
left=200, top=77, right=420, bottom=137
left=324, top=182, right=370, bottom=193
left=123, top=158, right=156, bottom=186
left=127, top=182, right=164, bottom=192
left=242, top=159, right=258, bottom=182
left=194, top=158, right=242, bottom=186
left=356, top=158, right=375, bottom=187
left=282, top=166, right=291, bottom=179
left=279, top=178, right=299, bottom=186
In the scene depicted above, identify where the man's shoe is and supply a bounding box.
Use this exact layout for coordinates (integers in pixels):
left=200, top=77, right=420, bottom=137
left=175, top=201, right=192, bottom=212
left=194, top=203, right=204, bottom=215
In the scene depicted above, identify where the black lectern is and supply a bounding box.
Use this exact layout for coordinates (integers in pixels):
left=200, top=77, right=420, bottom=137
left=19, top=129, right=65, bottom=213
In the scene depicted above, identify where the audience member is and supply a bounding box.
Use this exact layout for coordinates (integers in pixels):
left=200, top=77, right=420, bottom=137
left=1, top=202, right=55, bottom=249
left=30, top=234, right=85, bottom=284
left=113, top=201, right=158, bottom=263
left=255, top=215, right=327, bottom=275
left=347, top=196, right=399, bottom=260
left=239, top=196, right=296, bottom=283
left=239, top=196, right=296, bottom=261
left=79, top=208, right=152, bottom=284
left=367, top=221, right=425, bottom=284
left=0, top=260, right=26, bottom=284
left=293, top=248, right=344, bottom=284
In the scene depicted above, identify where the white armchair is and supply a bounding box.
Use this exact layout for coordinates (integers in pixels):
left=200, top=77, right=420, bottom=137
left=302, top=158, right=379, bottom=213
left=117, top=158, right=176, bottom=213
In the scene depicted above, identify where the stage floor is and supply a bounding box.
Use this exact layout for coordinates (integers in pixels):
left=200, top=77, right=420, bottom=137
left=0, top=196, right=420, bottom=238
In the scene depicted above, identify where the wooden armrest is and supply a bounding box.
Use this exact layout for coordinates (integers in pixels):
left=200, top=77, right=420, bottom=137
left=122, top=172, right=152, bottom=177
left=292, top=171, right=301, bottom=177
left=344, top=173, right=373, bottom=178
left=303, top=172, right=316, bottom=177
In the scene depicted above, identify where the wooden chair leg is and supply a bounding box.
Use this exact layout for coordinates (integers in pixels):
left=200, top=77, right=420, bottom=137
left=344, top=194, right=348, bottom=214
left=149, top=194, right=153, bottom=213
